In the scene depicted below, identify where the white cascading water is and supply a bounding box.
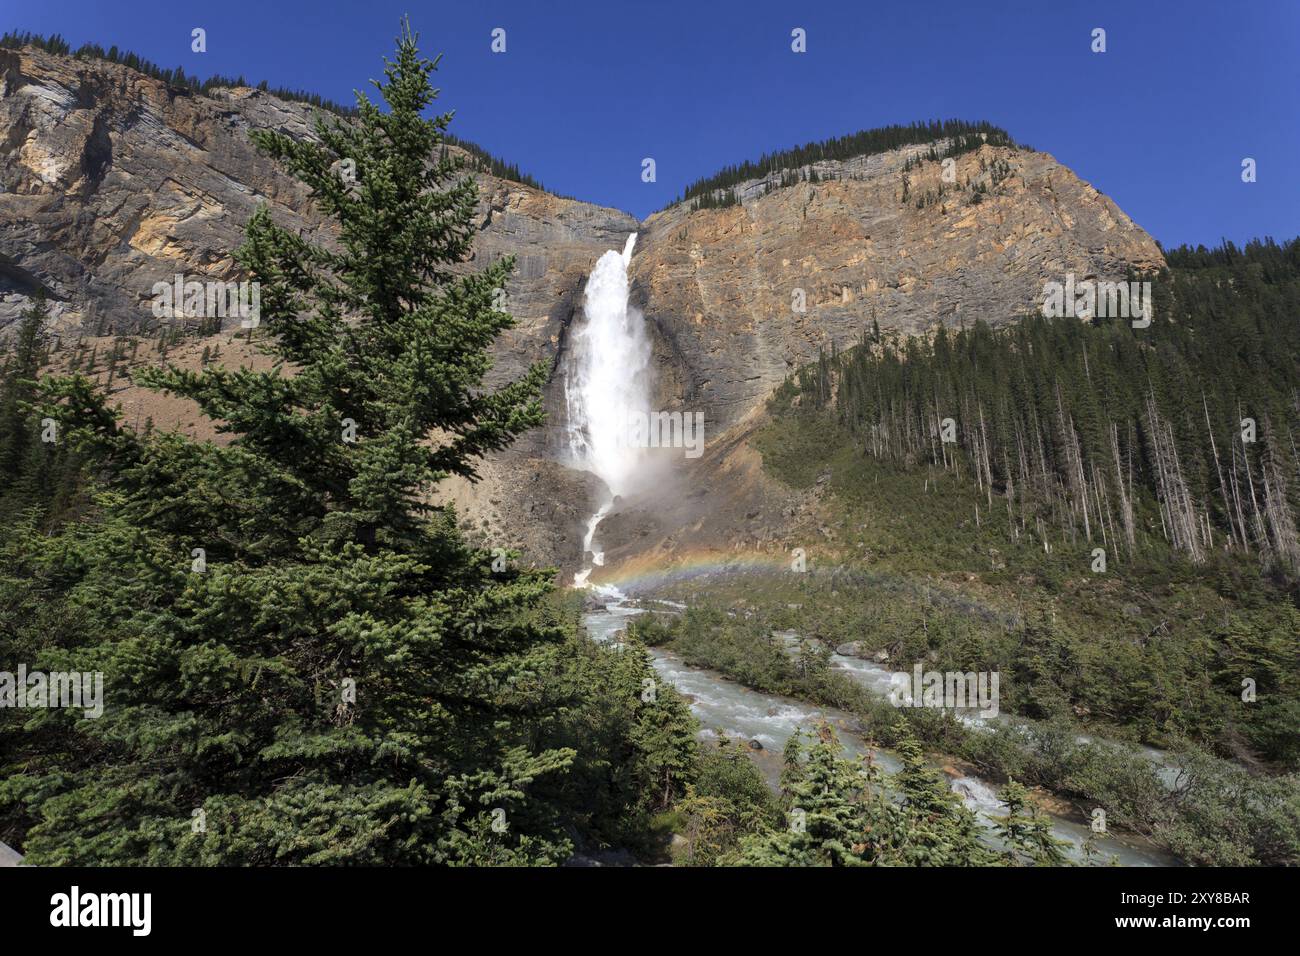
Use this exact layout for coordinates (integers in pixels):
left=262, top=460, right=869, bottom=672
left=565, top=233, right=647, bottom=587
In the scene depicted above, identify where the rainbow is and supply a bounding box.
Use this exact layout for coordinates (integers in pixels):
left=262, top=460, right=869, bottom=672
left=578, top=547, right=799, bottom=595
left=575, top=547, right=1010, bottom=626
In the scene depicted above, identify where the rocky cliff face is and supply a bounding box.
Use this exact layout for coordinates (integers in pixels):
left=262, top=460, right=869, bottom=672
left=631, top=144, right=1165, bottom=429
left=0, top=46, right=638, bottom=370
left=0, top=45, right=635, bottom=565
left=0, top=45, right=1167, bottom=573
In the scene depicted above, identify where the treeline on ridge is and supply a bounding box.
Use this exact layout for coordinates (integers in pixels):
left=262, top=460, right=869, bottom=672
left=674, top=119, right=1015, bottom=209
left=0, top=31, right=551, bottom=192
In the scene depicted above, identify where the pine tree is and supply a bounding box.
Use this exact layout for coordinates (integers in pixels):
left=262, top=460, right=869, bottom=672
left=10, top=21, right=587, bottom=865
left=993, top=779, right=1070, bottom=866
left=740, top=726, right=871, bottom=866
left=0, top=295, right=78, bottom=524
left=893, top=732, right=992, bottom=865
left=0, top=295, right=48, bottom=485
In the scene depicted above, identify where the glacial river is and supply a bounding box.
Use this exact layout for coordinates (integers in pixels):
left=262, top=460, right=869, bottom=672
left=582, top=589, right=1178, bottom=867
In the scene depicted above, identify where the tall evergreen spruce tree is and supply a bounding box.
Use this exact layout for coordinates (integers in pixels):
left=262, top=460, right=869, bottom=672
left=8, top=23, right=590, bottom=865
left=738, top=725, right=995, bottom=866
left=892, top=733, right=993, bottom=866
left=740, top=727, right=874, bottom=866
left=993, top=780, right=1070, bottom=866
left=0, top=297, right=54, bottom=513
left=0, top=297, right=46, bottom=480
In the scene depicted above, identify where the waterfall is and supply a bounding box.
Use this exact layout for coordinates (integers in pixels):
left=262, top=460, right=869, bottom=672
left=565, top=233, right=646, bottom=495
left=564, top=233, right=647, bottom=586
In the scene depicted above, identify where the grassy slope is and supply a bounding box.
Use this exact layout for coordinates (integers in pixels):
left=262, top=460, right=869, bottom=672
left=630, top=405, right=1300, bottom=865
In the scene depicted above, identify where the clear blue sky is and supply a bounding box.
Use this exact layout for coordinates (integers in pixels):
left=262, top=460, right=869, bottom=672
left=5, top=0, right=1298, bottom=247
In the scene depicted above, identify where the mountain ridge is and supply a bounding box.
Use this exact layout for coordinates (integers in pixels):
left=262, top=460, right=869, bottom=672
left=1, top=41, right=1165, bottom=572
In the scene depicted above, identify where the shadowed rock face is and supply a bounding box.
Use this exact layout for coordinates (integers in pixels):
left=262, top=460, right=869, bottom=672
left=0, top=45, right=1167, bottom=572
left=1, top=46, right=331, bottom=330
left=0, top=45, right=639, bottom=371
